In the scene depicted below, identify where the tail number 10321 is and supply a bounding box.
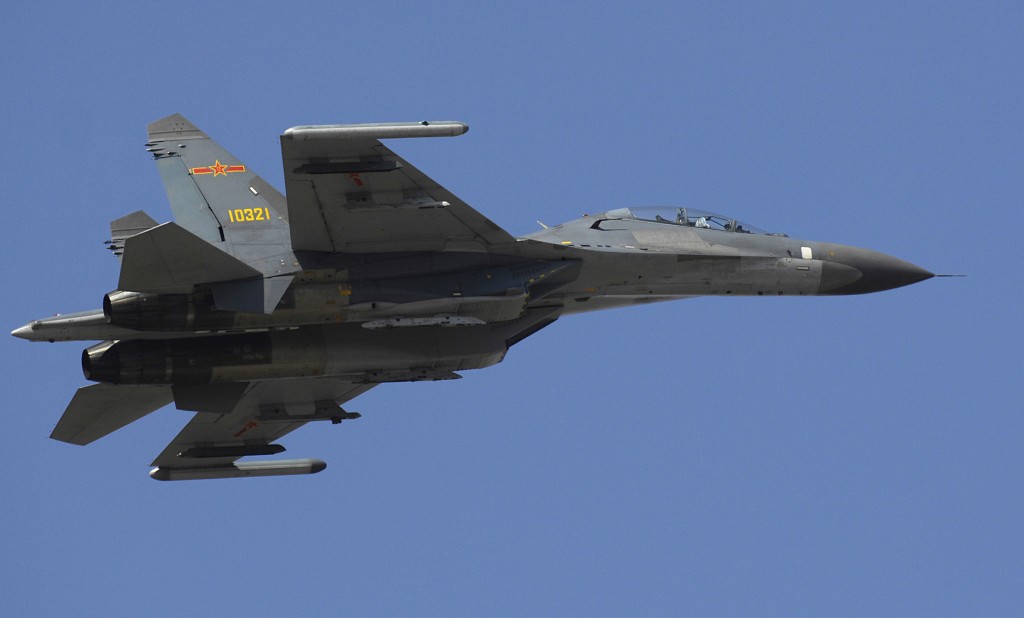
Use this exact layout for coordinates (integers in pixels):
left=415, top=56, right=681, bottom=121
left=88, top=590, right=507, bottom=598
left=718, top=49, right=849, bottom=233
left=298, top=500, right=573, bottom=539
left=227, top=208, right=271, bottom=223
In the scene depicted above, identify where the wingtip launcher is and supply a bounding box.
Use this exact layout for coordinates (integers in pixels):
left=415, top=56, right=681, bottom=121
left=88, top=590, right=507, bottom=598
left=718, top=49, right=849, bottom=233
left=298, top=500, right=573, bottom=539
left=149, top=458, right=327, bottom=481
left=282, top=120, right=468, bottom=141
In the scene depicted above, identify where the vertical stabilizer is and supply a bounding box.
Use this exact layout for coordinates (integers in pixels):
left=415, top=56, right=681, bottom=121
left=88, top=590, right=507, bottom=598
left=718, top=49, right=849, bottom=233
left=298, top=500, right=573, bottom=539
left=145, top=114, right=292, bottom=271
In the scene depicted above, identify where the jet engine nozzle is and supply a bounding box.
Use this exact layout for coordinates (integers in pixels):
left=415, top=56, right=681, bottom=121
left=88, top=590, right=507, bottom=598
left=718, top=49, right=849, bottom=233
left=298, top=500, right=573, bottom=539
left=81, top=339, right=178, bottom=384
left=104, top=291, right=191, bottom=330
left=81, top=341, right=120, bottom=382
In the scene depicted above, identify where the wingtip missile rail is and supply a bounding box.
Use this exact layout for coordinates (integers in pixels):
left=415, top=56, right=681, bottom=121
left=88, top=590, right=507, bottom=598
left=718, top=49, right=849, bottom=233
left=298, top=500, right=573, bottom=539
left=149, top=458, right=327, bottom=481
left=282, top=120, right=468, bottom=142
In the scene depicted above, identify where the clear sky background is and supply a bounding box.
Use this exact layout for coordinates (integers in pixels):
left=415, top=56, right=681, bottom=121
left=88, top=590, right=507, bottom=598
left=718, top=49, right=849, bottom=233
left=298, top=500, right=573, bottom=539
left=1, top=2, right=1019, bottom=615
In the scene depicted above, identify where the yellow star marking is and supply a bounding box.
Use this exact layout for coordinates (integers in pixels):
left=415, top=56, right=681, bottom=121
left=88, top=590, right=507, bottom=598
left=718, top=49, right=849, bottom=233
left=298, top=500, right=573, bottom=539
left=211, top=160, right=227, bottom=176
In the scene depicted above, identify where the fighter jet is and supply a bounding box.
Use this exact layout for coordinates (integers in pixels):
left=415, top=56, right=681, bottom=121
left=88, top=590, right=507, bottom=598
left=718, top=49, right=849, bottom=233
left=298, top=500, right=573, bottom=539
left=12, top=114, right=933, bottom=480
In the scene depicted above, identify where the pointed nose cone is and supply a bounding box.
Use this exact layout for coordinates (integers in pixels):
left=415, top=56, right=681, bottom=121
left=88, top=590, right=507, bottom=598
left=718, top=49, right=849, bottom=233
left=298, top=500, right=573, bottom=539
left=819, top=246, right=933, bottom=295
left=11, top=322, right=37, bottom=340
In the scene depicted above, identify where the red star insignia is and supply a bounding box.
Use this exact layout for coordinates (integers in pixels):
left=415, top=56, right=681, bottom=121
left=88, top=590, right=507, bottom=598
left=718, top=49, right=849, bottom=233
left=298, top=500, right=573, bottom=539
left=233, top=420, right=259, bottom=438
left=211, top=160, right=227, bottom=176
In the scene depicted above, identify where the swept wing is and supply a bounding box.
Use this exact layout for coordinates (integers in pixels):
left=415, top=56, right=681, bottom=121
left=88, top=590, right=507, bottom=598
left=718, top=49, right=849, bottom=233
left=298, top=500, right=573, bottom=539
left=281, top=122, right=516, bottom=253
left=149, top=378, right=375, bottom=480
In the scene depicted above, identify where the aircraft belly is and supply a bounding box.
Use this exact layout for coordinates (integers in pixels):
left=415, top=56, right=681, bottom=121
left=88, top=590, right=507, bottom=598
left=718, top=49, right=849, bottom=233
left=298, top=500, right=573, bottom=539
left=81, top=321, right=520, bottom=386
left=205, top=327, right=500, bottom=380
left=319, top=325, right=508, bottom=375
left=556, top=255, right=822, bottom=304
left=557, top=295, right=691, bottom=315
left=347, top=293, right=527, bottom=324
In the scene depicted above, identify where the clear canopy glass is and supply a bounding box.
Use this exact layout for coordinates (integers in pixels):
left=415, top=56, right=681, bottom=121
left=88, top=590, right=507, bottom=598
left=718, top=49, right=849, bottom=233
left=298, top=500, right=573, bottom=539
left=602, top=207, right=783, bottom=236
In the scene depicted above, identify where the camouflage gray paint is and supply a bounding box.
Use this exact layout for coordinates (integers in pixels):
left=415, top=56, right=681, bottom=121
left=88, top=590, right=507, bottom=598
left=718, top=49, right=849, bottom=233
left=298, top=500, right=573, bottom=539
left=12, top=116, right=932, bottom=479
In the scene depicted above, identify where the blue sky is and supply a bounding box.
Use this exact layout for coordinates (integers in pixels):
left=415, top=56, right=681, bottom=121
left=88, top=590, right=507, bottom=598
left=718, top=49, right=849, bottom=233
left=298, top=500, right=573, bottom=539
left=1, top=2, right=1020, bottom=615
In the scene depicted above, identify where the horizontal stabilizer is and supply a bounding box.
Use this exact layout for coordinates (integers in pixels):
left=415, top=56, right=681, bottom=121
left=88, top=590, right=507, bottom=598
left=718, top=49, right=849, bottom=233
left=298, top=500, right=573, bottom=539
left=111, top=210, right=158, bottom=239
left=51, top=384, right=173, bottom=445
left=119, top=222, right=260, bottom=292
left=211, top=274, right=294, bottom=314
left=107, top=211, right=159, bottom=259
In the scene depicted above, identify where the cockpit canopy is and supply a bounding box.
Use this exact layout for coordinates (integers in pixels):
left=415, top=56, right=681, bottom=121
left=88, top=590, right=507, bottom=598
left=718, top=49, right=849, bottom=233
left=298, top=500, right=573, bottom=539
left=602, top=207, right=784, bottom=236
